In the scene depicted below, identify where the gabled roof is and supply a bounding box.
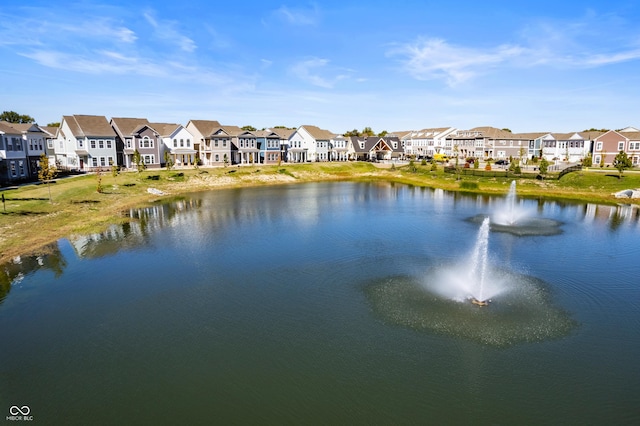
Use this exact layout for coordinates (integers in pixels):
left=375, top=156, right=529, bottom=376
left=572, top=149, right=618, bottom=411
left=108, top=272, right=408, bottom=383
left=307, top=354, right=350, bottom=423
left=254, top=130, right=279, bottom=138
left=300, top=125, right=335, bottom=140
left=63, top=115, right=116, bottom=137
left=39, top=125, right=60, bottom=137
left=223, top=125, right=244, bottom=136
left=7, top=122, right=42, bottom=133
left=187, top=120, right=222, bottom=137
left=0, top=121, right=20, bottom=134
left=111, top=117, right=150, bottom=137
left=268, top=127, right=295, bottom=139
left=148, top=122, right=181, bottom=137
left=353, top=136, right=403, bottom=153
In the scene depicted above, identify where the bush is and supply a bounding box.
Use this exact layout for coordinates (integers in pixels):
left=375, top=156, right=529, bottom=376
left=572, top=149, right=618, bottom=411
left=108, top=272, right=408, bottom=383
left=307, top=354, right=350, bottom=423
left=459, top=181, right=479, bottom=190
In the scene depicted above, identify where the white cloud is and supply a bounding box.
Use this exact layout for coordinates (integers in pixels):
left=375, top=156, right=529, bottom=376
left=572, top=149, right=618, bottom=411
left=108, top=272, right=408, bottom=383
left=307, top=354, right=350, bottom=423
left=143, top=11, right=196, bottom=53
left=272, top=4, right=320, bottom=26
left=388, top=38, right=525, bottom=86
left=290, top=58, right=350, bottom=88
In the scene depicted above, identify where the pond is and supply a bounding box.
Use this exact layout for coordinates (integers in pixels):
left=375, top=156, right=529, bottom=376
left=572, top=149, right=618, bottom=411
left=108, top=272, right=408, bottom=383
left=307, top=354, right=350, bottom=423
left=1, top=182, right=639, bottom=424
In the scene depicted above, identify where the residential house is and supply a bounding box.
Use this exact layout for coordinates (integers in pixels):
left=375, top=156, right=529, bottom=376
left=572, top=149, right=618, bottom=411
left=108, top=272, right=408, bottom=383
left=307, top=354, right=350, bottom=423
left=10, top=122, right=47, bottom=179
left=0, top=121, right=28, bottom=184
left=353, top=136, right=404, bottom=161
left=237, top=130, right=260, bottom=164
left=55, top=115, right=117, bottom=171
left=256, top=130, right=282, bottom=164
left=39, top=125, right=59, bottom=165
left=593, top=128, right=640, bottom=166
left=447, top=127, right=532, bottom=161
left=185, top=120, right=223, bottom=166
left=331, top=135, right=354, bottom=161
left=267, top=127, right=295, bottom=163
left=541, top=132, right=602, bottom=163
left=151, top=123, right=196, bottom=167
left=288, top=125, right=335, bottom=163
left=110, top=117, right=155, bottom=169
left=400, top=127, right=457, bottom=158
left=206, top=125, right=244, bottom=165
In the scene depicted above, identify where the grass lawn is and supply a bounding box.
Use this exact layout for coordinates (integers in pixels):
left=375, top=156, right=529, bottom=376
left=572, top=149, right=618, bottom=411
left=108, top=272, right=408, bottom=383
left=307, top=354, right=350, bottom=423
left=1, top=162, right=639, bottom=263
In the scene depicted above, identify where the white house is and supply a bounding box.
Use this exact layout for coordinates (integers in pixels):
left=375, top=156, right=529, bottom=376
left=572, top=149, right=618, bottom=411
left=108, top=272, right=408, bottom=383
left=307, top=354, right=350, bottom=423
left=151, top=123, right=197, bottom=167
left=55, top=115, right=117, bottom=171
left=288, top=125, right=335, bottom=163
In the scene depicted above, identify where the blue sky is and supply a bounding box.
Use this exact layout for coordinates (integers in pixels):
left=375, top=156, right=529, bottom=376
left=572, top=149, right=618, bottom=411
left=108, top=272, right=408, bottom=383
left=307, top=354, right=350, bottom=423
left=1, top=0, right=639, bottom=133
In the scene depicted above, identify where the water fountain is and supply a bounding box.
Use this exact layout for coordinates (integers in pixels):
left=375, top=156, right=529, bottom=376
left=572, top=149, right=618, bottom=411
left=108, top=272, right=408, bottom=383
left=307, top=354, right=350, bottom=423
left=364, top=215, right=576, bottom=346
left=470, top=181, right=563, bottom=236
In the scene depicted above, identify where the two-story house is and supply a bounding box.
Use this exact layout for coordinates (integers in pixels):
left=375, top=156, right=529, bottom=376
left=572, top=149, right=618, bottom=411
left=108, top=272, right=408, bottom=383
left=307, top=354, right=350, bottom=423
left=185, top=120, right=223, bottom=166
left=0, top=121, right=29, bottom=184
left=10, top=123, right=47, bottom=179
left=400, top=127, right=457, bottom=158
left=593, top=127, right=640, bottom=166
left=111, top=117, right=151, bottom=169
left=288, top=125, right=335, bottom=163
left=256, top=130, right=282, bottom=164
left=267, top=127, right=295, bottom=163
left=151, top=123, right=196, bottom=167
left=55, top=115, right=117, bottom=171
left=237, top=130, right=260, bottom=164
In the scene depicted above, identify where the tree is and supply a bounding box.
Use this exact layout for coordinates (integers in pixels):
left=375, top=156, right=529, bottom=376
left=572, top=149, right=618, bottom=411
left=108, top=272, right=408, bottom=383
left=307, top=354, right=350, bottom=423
left=0, top=111, right=35, bottom=123
left=47, top=122, right=60, bottom=127
left=37, top=153, right=57, bottom=202
left=378, top=130, right=388, bottom=137
left=361, top=127, right=375, bottom=137
left=502, top=128, right=512, bottom=133
left=110, top=159, right=119, bottom=184
left=613, top=150, right=632, bottom=178
left=223, top=153, right=229, bottom=168
left=164, top=151, right=174, bottom=170
left=95, top=167, right=104, bottom=193
left=241, top=125, right=256, bottom=131
left=539, top=157, right=549, bottom=180
left=583, top=153, right=593, bottom=168
left=132, top=149, right=145, bottom=172
left=343, top=129, right=360, bottom=137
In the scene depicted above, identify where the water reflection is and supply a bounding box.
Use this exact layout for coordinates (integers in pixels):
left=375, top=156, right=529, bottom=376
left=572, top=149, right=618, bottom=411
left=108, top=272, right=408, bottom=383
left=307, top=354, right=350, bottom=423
left=2, top=184, right=639, bottom=304
left=0, top=243, right=67, bottom=304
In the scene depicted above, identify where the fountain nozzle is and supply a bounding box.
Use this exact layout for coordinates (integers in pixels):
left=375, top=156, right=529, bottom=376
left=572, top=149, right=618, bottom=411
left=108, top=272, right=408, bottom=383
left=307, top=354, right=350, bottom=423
left=471, top=298, right=490, bottom=307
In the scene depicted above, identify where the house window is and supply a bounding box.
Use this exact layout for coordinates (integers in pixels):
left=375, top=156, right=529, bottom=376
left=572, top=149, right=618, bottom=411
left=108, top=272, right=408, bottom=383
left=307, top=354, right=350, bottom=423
left=180, top=139, right=184, bottom=147
left=143, top=155, right=154, bottom=164
left=100, top=157, right=106, bottom=167
left=173, top=139, right=177, bottom=148
left=595, top=155, right=601, bottom=164
left=92, top=157, right=98, bottom=167
left=618, top=141, right=625, bottom=151
left=107, top=140, right=112, bottom=149
left=108, top=156, right=114, bottom=165
left=596, top=142, right=602, bottom=151
left=215, top=154, right=219, bottom=162
left=214, top=140, right=219, bottom=147
left=91, top=140, right=96, bottom=149
left=126, top=139, right=132, bottom=148
left=78, top=140, right=84, bottom=148
left=187, top=139, right=191, bottom=147
left=18, top=161, right=25, bottom=175
left=10, top=161, right=16, bottom=176
left=48, top=140, right=53, bottom=149
left=141, top=137, right=153, bottom=148
left=99, top=140, right=104, bottom=149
